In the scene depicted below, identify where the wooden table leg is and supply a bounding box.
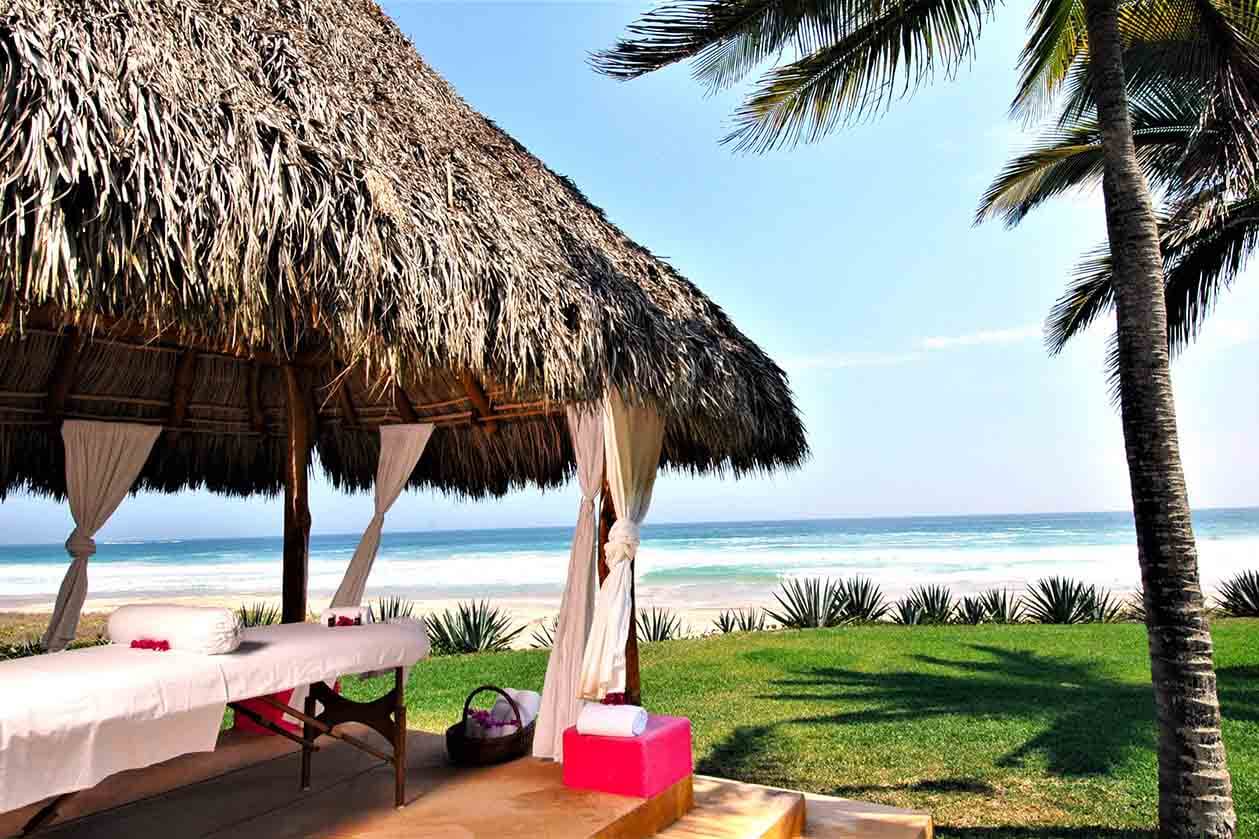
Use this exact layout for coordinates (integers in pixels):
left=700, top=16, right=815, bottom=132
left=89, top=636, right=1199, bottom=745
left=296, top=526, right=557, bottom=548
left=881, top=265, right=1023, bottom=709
left=393, top=666, right=406, bottom=808
left=301, top=689, right=316, bottom=791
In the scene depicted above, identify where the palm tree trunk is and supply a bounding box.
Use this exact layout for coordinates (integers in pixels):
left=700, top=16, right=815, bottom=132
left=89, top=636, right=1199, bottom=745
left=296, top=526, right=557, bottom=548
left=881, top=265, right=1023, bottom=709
left=1082, top=0, right=1236, bottom=835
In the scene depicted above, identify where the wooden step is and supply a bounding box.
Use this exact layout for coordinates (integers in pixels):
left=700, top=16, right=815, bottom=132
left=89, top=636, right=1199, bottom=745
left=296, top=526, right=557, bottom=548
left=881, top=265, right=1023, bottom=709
left=800, top=791, right=933, bottom=839
left=655, top=776, right=805, bottom=839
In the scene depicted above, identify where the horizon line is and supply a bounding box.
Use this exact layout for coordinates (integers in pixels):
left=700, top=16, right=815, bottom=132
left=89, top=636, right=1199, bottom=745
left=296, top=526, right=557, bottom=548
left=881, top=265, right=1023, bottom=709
left=3, top=504, right=1258, bottom=549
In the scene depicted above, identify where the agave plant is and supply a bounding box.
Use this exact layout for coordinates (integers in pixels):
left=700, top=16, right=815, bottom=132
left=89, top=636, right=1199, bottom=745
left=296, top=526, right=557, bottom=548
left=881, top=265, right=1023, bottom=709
left=529, top=615, right=558, bottom=649
left=237, top=601, right=280, bottom=628
left=979, top=589, right=1023, bottom=624
left=369, top=596, right=416, bottom=623
left=838, top=577, right=890, bottom=623
left=765, top=577, right=847, bottom=629
left=910, top=585, right=957, bottom=625
left=1218, top=570, right=1259, bottom=617
left=637, top=607, right=687, bottom=642
left=1126, top=588, right=1148, bottom=623
left=1088, top=587, right=1129, bottom=624
left=0, top=637, right=44, bottom=660
left=424, top=600, right=524, bottom=655
left=1023, top=578, right=1096, bottom=625
left=713, top=607, right=766, bottom=634
left=957, top=596, right=988, bottom=625
left=891, top=597, right=924, bottom=626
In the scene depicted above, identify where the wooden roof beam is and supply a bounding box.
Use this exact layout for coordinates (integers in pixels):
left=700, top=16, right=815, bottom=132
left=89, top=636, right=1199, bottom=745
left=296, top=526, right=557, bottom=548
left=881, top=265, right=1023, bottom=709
left=45, top=328, right=84, bottom=427
left=164, top=349, right=199, bottom=440
left=460, top=372, right=497, bottom=433
left=393, top=384, right=419, bottom=423
left=330, top=364, right=360, bottom=431
left=247, top=362, right=267, bottom=434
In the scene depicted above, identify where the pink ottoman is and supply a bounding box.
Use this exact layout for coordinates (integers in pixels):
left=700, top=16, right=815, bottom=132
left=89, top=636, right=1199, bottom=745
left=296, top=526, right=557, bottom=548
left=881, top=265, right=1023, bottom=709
left=562, top=715, right=693, bottom=798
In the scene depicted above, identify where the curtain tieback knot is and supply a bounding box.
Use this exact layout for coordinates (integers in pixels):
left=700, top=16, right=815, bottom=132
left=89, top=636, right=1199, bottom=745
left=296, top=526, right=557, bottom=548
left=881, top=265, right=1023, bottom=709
left=604, top=520, right=640, bottom=568
left=65, top=530, right=96, bottom=560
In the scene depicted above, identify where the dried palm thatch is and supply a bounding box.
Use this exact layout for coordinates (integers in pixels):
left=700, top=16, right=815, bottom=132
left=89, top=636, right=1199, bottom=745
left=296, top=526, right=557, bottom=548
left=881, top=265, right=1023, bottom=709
left=0, top=0, right=806, bottom=499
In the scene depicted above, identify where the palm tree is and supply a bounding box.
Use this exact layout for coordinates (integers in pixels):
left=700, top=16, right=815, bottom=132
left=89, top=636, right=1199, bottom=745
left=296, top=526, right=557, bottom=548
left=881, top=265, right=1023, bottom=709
left=977, top=38, right=1259, bottom=384
left=592, top=1, right=1247, bottom=835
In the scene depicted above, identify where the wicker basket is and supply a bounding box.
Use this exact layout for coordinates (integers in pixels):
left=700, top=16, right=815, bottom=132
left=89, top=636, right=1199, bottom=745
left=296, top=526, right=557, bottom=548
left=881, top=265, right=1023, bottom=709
left=445, top=685, right=536, bottom=767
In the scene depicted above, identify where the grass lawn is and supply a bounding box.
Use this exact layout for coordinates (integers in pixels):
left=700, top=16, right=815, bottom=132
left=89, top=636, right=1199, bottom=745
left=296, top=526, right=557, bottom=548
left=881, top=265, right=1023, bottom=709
left=344, top=619, right=1258, bottom=839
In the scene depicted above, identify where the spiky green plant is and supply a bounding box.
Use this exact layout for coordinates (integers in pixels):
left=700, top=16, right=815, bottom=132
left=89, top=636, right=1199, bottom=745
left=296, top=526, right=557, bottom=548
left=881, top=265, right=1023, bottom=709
left=957, top=596, right=989, bottom=625
left=1218, top=571, right=1259, bottom=617
left=980, top=589, right=1024, bottom=624
left=237, top=601, right=280, bottom=628
left=1126, top=588, right=1148, bottom=623
left=1023, top=578, right=1096, bottom=625
left=424, top=600, right=524, bottom=656
left=0, top=637, right=44, bottom=660
left=530, top=615, right=559, bottom=649
left=369, top=596, right=415, bottom=623
left=910, top=585, right=957, bottom=625
left=713, top=607, right=766, bottom=634
left=713, top=610, right=740, bottom=634
left=637, top=607, right=687, bottom=642
left=765, top=577, right=847, bottom=629
left=838, top=576, right=890, bottom=623
left=1088, top=587, right=1129, bottom=623
left=891, top=598, right=924, bottom=626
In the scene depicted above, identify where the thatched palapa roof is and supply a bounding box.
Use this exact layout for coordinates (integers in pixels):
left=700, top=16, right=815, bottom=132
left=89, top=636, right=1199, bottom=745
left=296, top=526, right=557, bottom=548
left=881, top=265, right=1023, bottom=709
left=0, top=0, right=806, bottom=500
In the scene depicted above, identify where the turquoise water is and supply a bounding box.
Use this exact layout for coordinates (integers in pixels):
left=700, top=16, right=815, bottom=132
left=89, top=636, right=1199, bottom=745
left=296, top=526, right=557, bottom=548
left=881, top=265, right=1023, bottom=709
left=1, top=509, right=1256, bottom=606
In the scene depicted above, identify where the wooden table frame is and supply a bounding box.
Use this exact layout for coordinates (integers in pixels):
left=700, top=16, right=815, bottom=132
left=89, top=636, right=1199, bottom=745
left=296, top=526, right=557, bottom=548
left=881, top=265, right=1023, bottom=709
left=20, top=666, right=409, bottom=835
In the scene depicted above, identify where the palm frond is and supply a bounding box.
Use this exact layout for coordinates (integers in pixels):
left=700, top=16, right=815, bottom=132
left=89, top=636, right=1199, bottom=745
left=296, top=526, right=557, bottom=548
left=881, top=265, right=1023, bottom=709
left=1045, top=247, right=1117, bottom=354
left=723, top=0, right=998, bottom=152
left=1160, top=194, right=1259, bottom=351
left=1011, top=0, right=1087, bottom=122
left=978, top=92, right=1198, bottom=228
left=592, top=1, right=847, bottom=93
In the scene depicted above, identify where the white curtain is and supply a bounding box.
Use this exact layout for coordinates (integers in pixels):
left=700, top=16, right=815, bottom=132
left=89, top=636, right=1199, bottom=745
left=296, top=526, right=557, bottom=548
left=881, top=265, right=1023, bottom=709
left=43, top=420, right=161, bottom=651
left=578, top=391, right=665, bottom=701
left=533, top=405, right=604, bottom=760
left=330, top=423, right=433, bottom=608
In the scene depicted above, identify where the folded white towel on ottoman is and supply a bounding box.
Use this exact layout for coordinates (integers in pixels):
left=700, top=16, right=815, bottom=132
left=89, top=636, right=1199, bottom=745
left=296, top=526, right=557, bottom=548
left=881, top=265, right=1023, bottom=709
left=107, top=604, right=242, bottom=655
left=576, top=703, right=648, bottom=738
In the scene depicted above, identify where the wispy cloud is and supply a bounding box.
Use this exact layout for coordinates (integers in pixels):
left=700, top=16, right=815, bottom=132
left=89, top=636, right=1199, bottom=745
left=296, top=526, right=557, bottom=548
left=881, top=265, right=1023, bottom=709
left=787, top=324, right=1040, bottom=372
left=918, top=325, right=1041, bottom=350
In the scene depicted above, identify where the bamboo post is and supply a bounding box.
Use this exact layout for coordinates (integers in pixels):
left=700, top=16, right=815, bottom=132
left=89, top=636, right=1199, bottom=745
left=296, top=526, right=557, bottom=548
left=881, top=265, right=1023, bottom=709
left=282, top=365, right=312, bottom=624
left=596, top=480, right=641, bottom=705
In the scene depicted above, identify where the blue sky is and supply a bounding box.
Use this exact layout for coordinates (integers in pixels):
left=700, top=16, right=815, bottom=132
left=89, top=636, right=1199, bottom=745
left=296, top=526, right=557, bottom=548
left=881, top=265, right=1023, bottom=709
left=4, top=1, right=1258, bottom=543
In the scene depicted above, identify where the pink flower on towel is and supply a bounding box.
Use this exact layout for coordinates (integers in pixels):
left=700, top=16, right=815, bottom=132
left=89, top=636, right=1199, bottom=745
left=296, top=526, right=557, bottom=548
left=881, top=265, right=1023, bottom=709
left=130, top=638, right=170, bottom=651
left=601, top=692, right=626, bottom=706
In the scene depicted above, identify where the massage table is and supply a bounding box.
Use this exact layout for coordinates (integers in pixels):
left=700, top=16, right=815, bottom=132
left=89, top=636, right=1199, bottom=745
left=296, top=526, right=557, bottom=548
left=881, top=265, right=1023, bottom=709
left=0, top=621, right=430, bottom=834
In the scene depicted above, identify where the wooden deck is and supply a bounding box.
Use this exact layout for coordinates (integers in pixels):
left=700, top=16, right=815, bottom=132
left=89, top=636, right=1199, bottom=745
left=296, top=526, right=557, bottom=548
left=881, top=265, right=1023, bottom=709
left=0, top=727, right=931, bottom=839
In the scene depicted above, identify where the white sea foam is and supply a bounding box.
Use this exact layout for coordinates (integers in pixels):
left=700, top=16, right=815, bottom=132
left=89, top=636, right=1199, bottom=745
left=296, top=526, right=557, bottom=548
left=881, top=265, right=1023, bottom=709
left=2, top=532, right=1254, bottom=605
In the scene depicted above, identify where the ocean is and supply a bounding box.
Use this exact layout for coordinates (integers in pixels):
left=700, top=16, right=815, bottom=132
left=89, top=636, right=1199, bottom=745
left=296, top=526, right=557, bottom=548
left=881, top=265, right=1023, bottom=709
left=1, top=508, right=1257, bottom=609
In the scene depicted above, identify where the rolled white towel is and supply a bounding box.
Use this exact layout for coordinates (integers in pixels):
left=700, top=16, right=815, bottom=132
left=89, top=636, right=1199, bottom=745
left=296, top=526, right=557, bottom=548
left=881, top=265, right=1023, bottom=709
left=108, top=604, right=242, bottom=655
left=319, top=606, right=372, bottom=626
left=576, top=703, right=649, bottom=738
left=490, top=689, right=541, bottom=728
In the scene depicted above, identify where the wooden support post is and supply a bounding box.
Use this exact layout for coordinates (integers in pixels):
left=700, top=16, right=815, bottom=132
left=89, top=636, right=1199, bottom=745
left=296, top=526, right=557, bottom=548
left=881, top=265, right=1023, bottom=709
left=460, top=372, right=497, bottom=433
left=282, top=365, right=312, bottom=624
left=596, top=481, right=642, bottom=705
left=164, top=350, right=198, bottom=441
left=45, top=328, right=83, bottom=428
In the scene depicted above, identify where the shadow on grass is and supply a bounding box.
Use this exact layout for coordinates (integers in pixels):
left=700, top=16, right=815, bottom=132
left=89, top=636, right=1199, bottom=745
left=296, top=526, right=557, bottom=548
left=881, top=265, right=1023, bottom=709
left=1217, top=665, right=1259, bottom=724
left=763, top=644, right=1157, bottom=776
left=828, top=777, right=998, bottom=797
